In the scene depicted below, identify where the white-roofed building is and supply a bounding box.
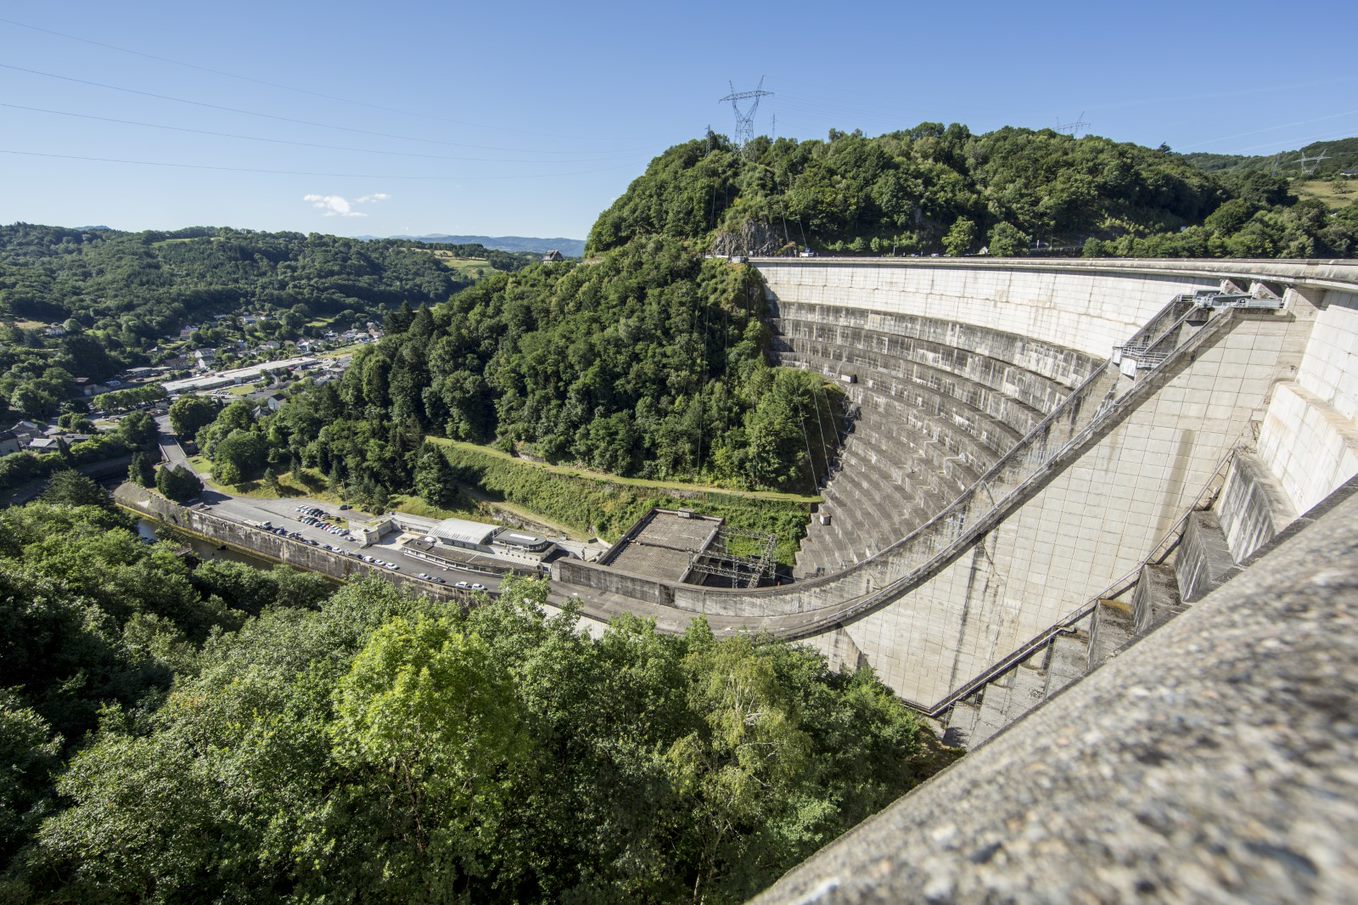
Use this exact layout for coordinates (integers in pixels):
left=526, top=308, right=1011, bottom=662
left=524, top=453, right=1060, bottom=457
left=430, top=517, right=499, bottom=552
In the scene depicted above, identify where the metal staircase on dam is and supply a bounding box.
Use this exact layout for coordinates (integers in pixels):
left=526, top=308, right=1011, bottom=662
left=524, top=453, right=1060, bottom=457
left=1115, top=288, right=1283, bottom=375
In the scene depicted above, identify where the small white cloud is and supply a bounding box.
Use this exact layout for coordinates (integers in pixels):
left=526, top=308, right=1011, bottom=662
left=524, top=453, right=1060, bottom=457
left=302, top=192, right=389, bottom=217
left=303, top=193, right=363, bottom=217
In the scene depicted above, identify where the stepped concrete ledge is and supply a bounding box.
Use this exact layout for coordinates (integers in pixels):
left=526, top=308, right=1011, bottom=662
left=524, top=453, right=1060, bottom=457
left=1175, top=511, right=1242, bottom=602
left=750, top=477, right=1358, bottom=905
left=1086, top=598, right=1135, bottom=669
left=1132, top=562, right=1185, bottom=634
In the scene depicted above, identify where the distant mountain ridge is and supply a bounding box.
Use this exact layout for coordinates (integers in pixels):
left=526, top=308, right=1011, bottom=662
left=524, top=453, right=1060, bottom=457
left=361, top=234, right=585, bottom=257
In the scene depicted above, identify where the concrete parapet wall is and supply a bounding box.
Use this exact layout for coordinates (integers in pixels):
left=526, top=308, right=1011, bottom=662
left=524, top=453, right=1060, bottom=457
left=553, top=558, right=676, bottom=606
left=754, top=258, right=1220, bottom=359
left=749, top=475, right=1358, bottom=905
left=752, top=256, right=1358, bottom=350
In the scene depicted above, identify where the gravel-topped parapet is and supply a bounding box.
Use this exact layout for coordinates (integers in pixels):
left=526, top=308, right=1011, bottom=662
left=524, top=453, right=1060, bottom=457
left=750, top=478, right=1358, bottom=904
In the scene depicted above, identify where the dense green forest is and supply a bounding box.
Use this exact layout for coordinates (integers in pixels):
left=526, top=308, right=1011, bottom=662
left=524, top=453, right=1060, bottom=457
left=1179, top=137, right=1358, bottom=176
left=0, top=487, right=947, bottom=904
left=589, top=126, right=1358, bottom=258
left=231, top=236, right=844, bottom=507
left=0, top=225, right=533, bottom=422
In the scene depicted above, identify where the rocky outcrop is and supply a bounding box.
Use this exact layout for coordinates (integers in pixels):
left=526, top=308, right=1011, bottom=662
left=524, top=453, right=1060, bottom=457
left=709, top=220, right=797, bottom=257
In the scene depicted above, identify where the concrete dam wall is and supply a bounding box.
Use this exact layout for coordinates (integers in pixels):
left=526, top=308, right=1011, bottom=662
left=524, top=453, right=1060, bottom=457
left=554, top=257, right=1358, bottom=713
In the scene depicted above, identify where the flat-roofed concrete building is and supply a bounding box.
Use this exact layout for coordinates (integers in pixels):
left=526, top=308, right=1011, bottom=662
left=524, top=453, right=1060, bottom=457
left=597, top=509, right=723, bottom=582
left=491, top=528, right=555, bottom=564
left=162, top=356, right=319, bottom=396
left=429, top=517, right=500, bottom=552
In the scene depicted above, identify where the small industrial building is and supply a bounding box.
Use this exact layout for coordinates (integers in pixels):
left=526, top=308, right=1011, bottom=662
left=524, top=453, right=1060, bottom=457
left=421, top=518, right=556, bottom=562
left=428, top=517, right=500, bottom=551
left=491, top=528, right=554, bottom=563
left=161, top=356, right=320, bottom=396
left=350, top=516, right=396, bottom=547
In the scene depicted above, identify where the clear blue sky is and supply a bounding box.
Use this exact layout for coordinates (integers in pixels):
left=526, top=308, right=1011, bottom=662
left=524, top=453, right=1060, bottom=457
left=2, top=0, right=1354, bottom=239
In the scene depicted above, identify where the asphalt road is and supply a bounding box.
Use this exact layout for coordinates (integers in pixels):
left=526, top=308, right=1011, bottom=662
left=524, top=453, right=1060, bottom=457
left=154, top=414, right=190, bottom=468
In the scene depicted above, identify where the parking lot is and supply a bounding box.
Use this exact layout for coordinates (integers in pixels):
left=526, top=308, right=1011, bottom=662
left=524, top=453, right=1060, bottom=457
left=201, top=492, right=505, bottom=594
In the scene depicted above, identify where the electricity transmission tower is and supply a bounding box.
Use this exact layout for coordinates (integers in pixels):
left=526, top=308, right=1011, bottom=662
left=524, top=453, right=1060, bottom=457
left=1296, top=150, right=1329, bottom=176
left=719, top=77, right=774, bottom=149
left=1056, top=112, right=1089, bottom=137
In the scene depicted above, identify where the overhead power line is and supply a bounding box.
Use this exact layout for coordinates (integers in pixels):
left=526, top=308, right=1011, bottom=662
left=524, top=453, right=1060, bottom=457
left=0, top=62, right=615, bottom=156
left=0, top=148, right=633, bottom=182
left=0, top=15, right=642, bottom=148
left=0, top=101, right=636, bottom=165
left=1173, top=108, right=1358, bottom=152
left=1215, top=127, right=1358, bottom=156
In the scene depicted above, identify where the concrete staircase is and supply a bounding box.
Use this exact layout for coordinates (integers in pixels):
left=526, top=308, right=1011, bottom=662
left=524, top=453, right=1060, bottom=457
left=942, top=510, right=1241, bottom=750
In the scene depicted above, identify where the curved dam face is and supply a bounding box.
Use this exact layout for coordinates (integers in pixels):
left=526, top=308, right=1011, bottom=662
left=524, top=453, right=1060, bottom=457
left=555, top=258, right=1358, bottom=711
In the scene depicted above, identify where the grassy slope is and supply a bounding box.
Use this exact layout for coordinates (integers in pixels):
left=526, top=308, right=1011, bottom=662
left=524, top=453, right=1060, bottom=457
left=1295, top=178, right=1357, bottom=210
left=432, top=440, right=814, bottom=565
left=428, top=438, right=821, bottom=504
